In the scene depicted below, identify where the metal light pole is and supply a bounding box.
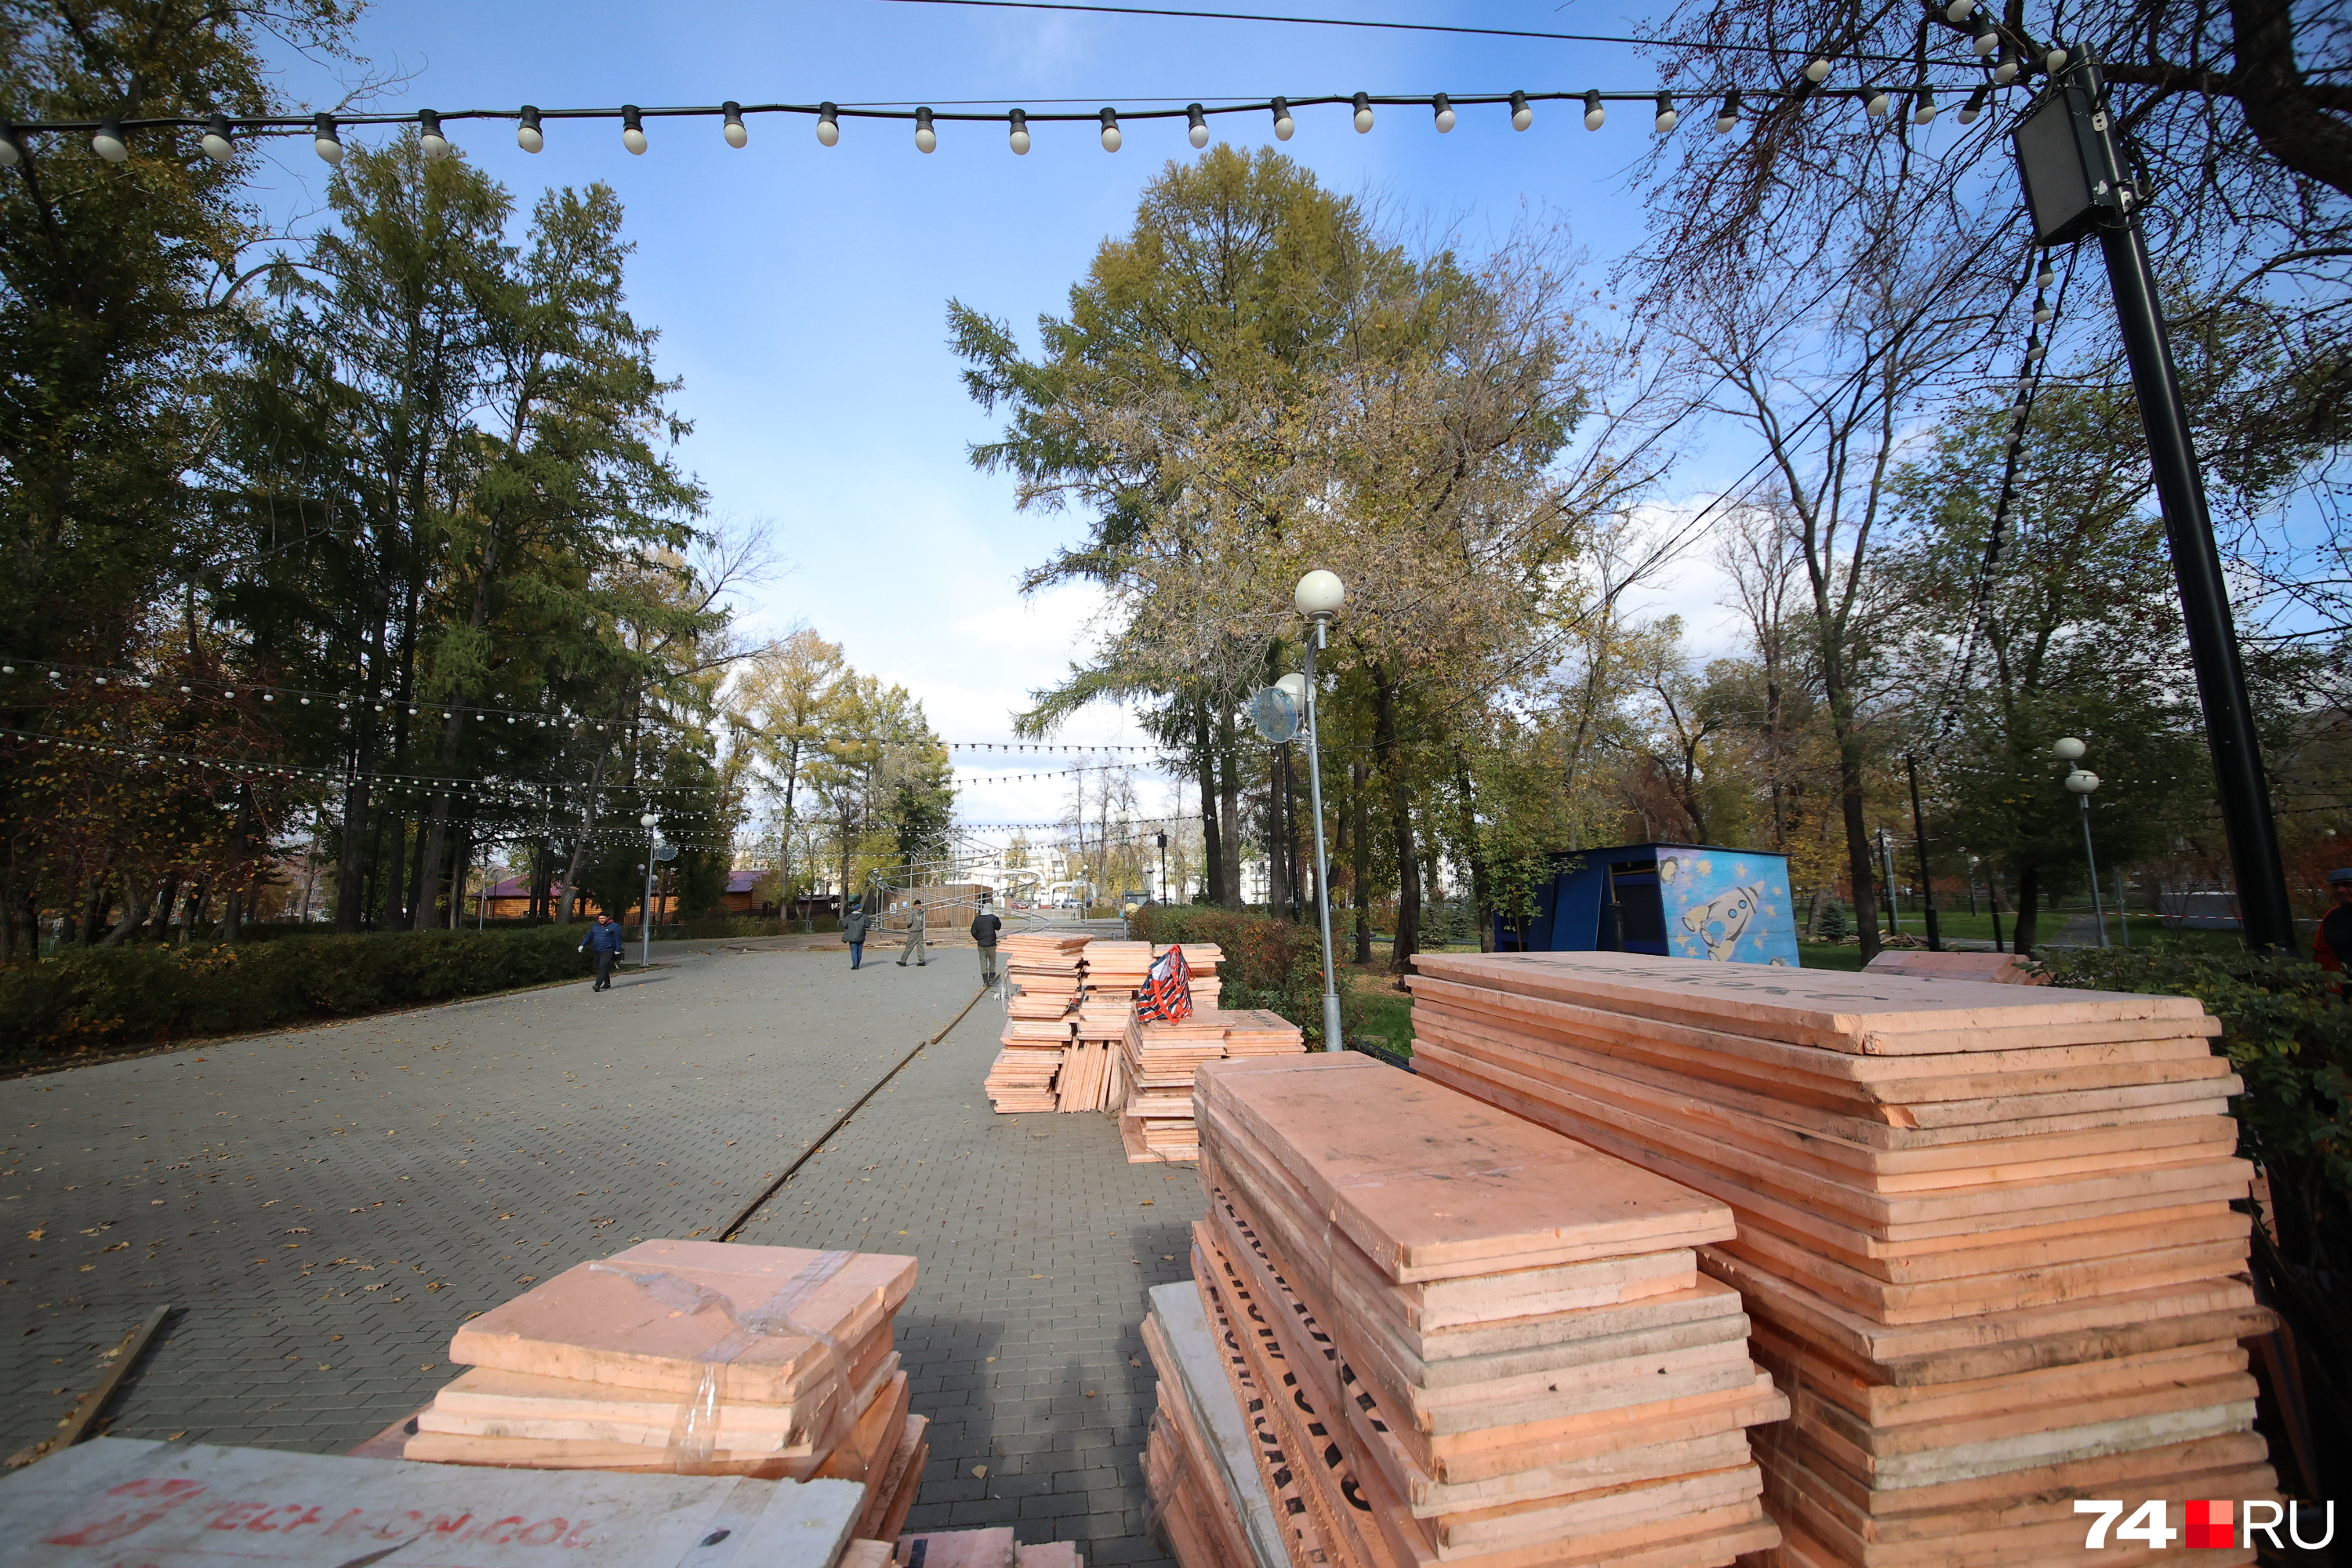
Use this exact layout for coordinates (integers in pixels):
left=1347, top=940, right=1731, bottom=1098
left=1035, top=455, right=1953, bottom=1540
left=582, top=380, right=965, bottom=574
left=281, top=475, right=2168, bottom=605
left=638, top=811, right=659, bottom=967
left=2055, top=739, right=2108, bottom=947
left=1295, top=571, right=1346, bottom=1052
left=1904, top=755, right=1944, bottom=951
left=2015, top=60, right=2293, bottom=953
left=1156, top=830, right=1169, bottom=904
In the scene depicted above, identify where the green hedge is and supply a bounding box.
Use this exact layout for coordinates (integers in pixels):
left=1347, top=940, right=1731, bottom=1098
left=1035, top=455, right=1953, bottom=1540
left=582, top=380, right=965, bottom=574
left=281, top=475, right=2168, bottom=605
left=2036, top=946, right=2350, bottom=1496
left=0, top=926, right=595, bottom=1062
left=1127, top=904, right=1328, bottom=1044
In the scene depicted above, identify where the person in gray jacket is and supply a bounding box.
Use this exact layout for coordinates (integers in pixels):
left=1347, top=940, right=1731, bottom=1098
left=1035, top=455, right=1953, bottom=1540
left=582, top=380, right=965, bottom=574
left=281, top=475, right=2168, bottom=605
left=970, top=897, right=1002, bottom=983
left=895, top=898, right=927, bottom=967
left=841, top=900, right=873, bottom=969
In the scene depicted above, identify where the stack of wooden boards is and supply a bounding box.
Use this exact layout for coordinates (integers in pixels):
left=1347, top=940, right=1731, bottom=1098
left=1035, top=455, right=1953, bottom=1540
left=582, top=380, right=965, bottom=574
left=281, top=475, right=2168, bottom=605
left=986, top=933, right=1091, bottom=1112
left=1861, top=949, right=2044, bottom=985
left=401, top=1240, right=931, bottom=1547
left=0, top=1436, right=872, bottom=1568
left=1117, top=1008, right=1307, bottom=1163
left=1407, top=951, right=2278, bottom=1567
left=878, top=1529, right=1085, bottom=1568
left=1159, top=1052, right=1789, bottom=1568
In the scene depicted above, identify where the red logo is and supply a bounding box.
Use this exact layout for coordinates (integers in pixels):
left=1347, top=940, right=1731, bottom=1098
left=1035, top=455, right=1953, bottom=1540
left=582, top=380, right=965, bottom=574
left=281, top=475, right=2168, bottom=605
left=2186, top=1501, right=2234, bottom=1549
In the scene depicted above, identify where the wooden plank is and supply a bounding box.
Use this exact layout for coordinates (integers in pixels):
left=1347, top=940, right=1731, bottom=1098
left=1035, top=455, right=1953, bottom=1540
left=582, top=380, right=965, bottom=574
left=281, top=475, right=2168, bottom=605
left=1196, top=1055, right=1732, bottom=1281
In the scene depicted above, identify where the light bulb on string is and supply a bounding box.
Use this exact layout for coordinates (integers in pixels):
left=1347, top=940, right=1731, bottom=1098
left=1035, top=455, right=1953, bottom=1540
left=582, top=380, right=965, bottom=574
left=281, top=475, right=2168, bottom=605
left=1185, top=103, right=1207, bottom=147
left=1099, top=107, right=1122, bottom=151
left=1973, top=19, right=2000, bottom=56
left=1945, top=0, right=1974, bottom=18
left=1583, top=89, right=1605, bottom=129
left=419, top=109, right=451, bottom=159
left=621, top=107, right=648, bottom=154
left=0, top=125, right=20, bottom=169
left=2045, top=42, right=2069, bottom=71
left=1007, top=107, right=1033, bottom=153
left=1508, top=89, right=1534, bottom=131
left=1911, top=86, right=1938, bottom=124
left=1271, top=96, right=1294, bottom=140
left=1352, top=92, right=1374, bottom=132
left=2037, top=260, right=2056, bottom=286
left=1714, top=90, right=1742, bottom=132
left=2033, top=295, right=2053, bottom=324
left=1428, top=93, right=1457, bottom=132
left=1861, top=84, right=1890, bottom=118
left=1958, top=85, right=1990, bottom=123
left=1994, top=45, right=2020, bottom=84
left=93, top=118, right=129, bottom=162
left=201, top=113, right=234, bottom=162
left=1804, top=58, right=1832, bottom=83
left=517, top=106, right=544, bottom=152
left=817, top=103, right=840, bottom=146
left=915, top=107, right=937, bottom=153
left=723, top=102, right=747, bottom=147
left=313, top=114, right=342, bottom=164
left=1654, top=92, right=1678, bottom=132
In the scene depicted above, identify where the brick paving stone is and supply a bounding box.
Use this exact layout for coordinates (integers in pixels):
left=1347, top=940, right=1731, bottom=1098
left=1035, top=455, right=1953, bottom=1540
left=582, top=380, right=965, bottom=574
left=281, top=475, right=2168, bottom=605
left=1, top=932, right=1199, bottom=1566
left=731, top=967, right=1200, bottom=1568
left=0, top=944, right=973, bottom=1457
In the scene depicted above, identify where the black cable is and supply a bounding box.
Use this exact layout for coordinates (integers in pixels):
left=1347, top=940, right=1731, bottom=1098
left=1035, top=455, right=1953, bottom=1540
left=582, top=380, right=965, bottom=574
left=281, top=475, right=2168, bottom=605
left=871, top=0, right=1923, bottom=63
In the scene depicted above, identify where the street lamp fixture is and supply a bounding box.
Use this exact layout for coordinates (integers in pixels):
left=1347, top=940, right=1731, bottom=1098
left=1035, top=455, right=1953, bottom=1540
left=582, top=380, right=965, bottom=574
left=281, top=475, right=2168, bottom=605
left=1294, top=571, right=1345, bottom=1051
left=2055, top=743, right=2108, bottom=947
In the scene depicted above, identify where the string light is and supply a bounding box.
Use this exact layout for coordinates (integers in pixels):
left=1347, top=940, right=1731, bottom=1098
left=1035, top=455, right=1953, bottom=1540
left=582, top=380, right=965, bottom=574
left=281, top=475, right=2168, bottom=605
left=0, top=125, right=20, bottom=168
left=1972, top=19, right=2000, bottom=57
left=1271, top=96, right=1294, bottom=140
left=518, top=105, right=544, bottom=152
left=202, top=113, right=234, bottom=162
left=1714, top=91, right=1742, bottom=132
left=1583, top=89, right=1605, bottom=130
left=1993, top=45, right=2020, bottom=85
left=1098, top=106, right=1122, bottom=151
left=94, top=118, right=128, bottom=162
left=1958, top=85, right=1990, bottom=124
left=1351, top=92, right=1374, bottom=133
left=1945, top=0, right=1975, bottom=19
left=621, top=106, right=648, bottom=154
left=1911, top=86, right=1938, bottom=125
left=914, top=107, right=937, bottom=152
left=1861, top=84, right=1890, bottom=118
left=817, top=103, right=840, bottom=145
left=1009, top=107, right=1032, bottom=153
left=2044, top=42, right=2070, bottom=71
left=313, top=113, right=342, bottom=164
left=1653, top=92, right=1677, bottom=132
left=1509, top=90, right=1532, bottom=131
left=724, top=101, right=748, bottom=147
left=1185, top=103, right=1207, bottom=147
left=419, top=109, right=451, bottom=159
left=1804, top=58, right=1832, bottom=84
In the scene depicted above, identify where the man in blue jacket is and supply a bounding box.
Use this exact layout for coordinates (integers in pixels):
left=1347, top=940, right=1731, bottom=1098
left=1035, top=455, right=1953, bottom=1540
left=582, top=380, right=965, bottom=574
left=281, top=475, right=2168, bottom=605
left=579, top=913, right=627, bottom=991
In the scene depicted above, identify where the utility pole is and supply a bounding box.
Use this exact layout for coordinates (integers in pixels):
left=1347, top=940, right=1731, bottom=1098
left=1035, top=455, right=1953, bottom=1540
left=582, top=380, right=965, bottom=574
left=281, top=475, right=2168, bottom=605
left=1904, top=756, right=1944, bottom=952
left=2015, top=58, right=2293, bottom=953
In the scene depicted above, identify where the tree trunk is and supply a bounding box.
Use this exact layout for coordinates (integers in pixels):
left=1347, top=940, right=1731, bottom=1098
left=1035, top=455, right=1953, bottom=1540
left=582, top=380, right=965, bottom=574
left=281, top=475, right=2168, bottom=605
left=1825, top=667, right=1880, bottom=963
left=1373, top=674, right=1421, bottom=976
left=1195, top=699, right=1224, bottom=904
left=1268, top=748, right=1292, bottom=920
left=1217, top=710, right=1242, bottom=906
left=1351, top=761, right=1373, bottom=964
left=2013, top=864, right=2043, bottom=956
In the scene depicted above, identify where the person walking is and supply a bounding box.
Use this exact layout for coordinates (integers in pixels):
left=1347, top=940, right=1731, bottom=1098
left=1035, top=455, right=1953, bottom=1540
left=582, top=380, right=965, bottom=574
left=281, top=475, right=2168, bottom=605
left=842, top=899, right=873, bottom=970
left=579, top=913, right=626, bottom=991
left=971, top=896, right=1003, bottom=984
left=896, top=898, right=928, bottom=967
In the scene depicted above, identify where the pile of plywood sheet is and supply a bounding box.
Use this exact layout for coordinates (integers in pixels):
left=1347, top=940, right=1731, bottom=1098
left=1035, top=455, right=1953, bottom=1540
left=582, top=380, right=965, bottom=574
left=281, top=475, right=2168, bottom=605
left=1167, top=1052, right=1788, bottom=1568
left=985, top=932, right=1090, bottom=1112
left=1861, top=949, right=2044, bottom=985
left=1407, top=951, right=2278, bottom=1567
left=880, top=1529, right=1085, bottom=1568
left=2, top=1436, right=869, bottom=1568
left=1116, top=1011, right=1307, bottom=1164
left=401, top=1240, right=929, bottom=1541
left=1142, top=1279, right=1300, bottom=1568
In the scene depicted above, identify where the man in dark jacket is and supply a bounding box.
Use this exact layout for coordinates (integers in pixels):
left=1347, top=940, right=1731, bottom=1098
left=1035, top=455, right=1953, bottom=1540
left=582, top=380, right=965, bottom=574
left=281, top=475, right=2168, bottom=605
left=841, top=900, right=873, bottom=969
left=971, top=896, right=1003, bottom=984
left=579, top=913, right=626, bottom=991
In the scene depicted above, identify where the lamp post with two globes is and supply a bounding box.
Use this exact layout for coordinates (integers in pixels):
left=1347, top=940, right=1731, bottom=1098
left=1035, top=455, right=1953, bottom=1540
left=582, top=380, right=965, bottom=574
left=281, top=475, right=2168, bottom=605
left=1294, top=571, right=1345, bottom=1051
left=2053, top=739, right=2107, bottom=948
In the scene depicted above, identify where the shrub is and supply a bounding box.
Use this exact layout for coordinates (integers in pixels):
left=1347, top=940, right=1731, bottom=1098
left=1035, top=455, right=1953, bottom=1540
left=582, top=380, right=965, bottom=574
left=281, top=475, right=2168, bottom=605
left=0, top=926, right=590, bottom=1065
left=1126, top=904, right=1327, bottom=1044
left=1814, top=902, right=1849, bottom=942
left=2036, top=945, right=2350, bottom=1495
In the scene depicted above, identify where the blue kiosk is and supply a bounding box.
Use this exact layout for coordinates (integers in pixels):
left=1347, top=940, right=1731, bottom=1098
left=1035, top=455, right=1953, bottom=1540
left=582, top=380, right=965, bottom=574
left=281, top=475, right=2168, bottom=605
left=1494, top=842, right=1801, bottom=966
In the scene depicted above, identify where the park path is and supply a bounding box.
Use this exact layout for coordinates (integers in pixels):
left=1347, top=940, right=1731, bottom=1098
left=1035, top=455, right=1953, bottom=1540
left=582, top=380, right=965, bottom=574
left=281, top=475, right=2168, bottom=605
left=0, top=945, right=971, bottom=1455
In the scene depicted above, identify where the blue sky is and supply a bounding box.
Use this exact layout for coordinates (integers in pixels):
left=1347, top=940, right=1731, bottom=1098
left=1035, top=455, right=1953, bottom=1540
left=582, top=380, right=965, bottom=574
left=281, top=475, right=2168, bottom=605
left=253, top=2, right=1752, bottom=831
